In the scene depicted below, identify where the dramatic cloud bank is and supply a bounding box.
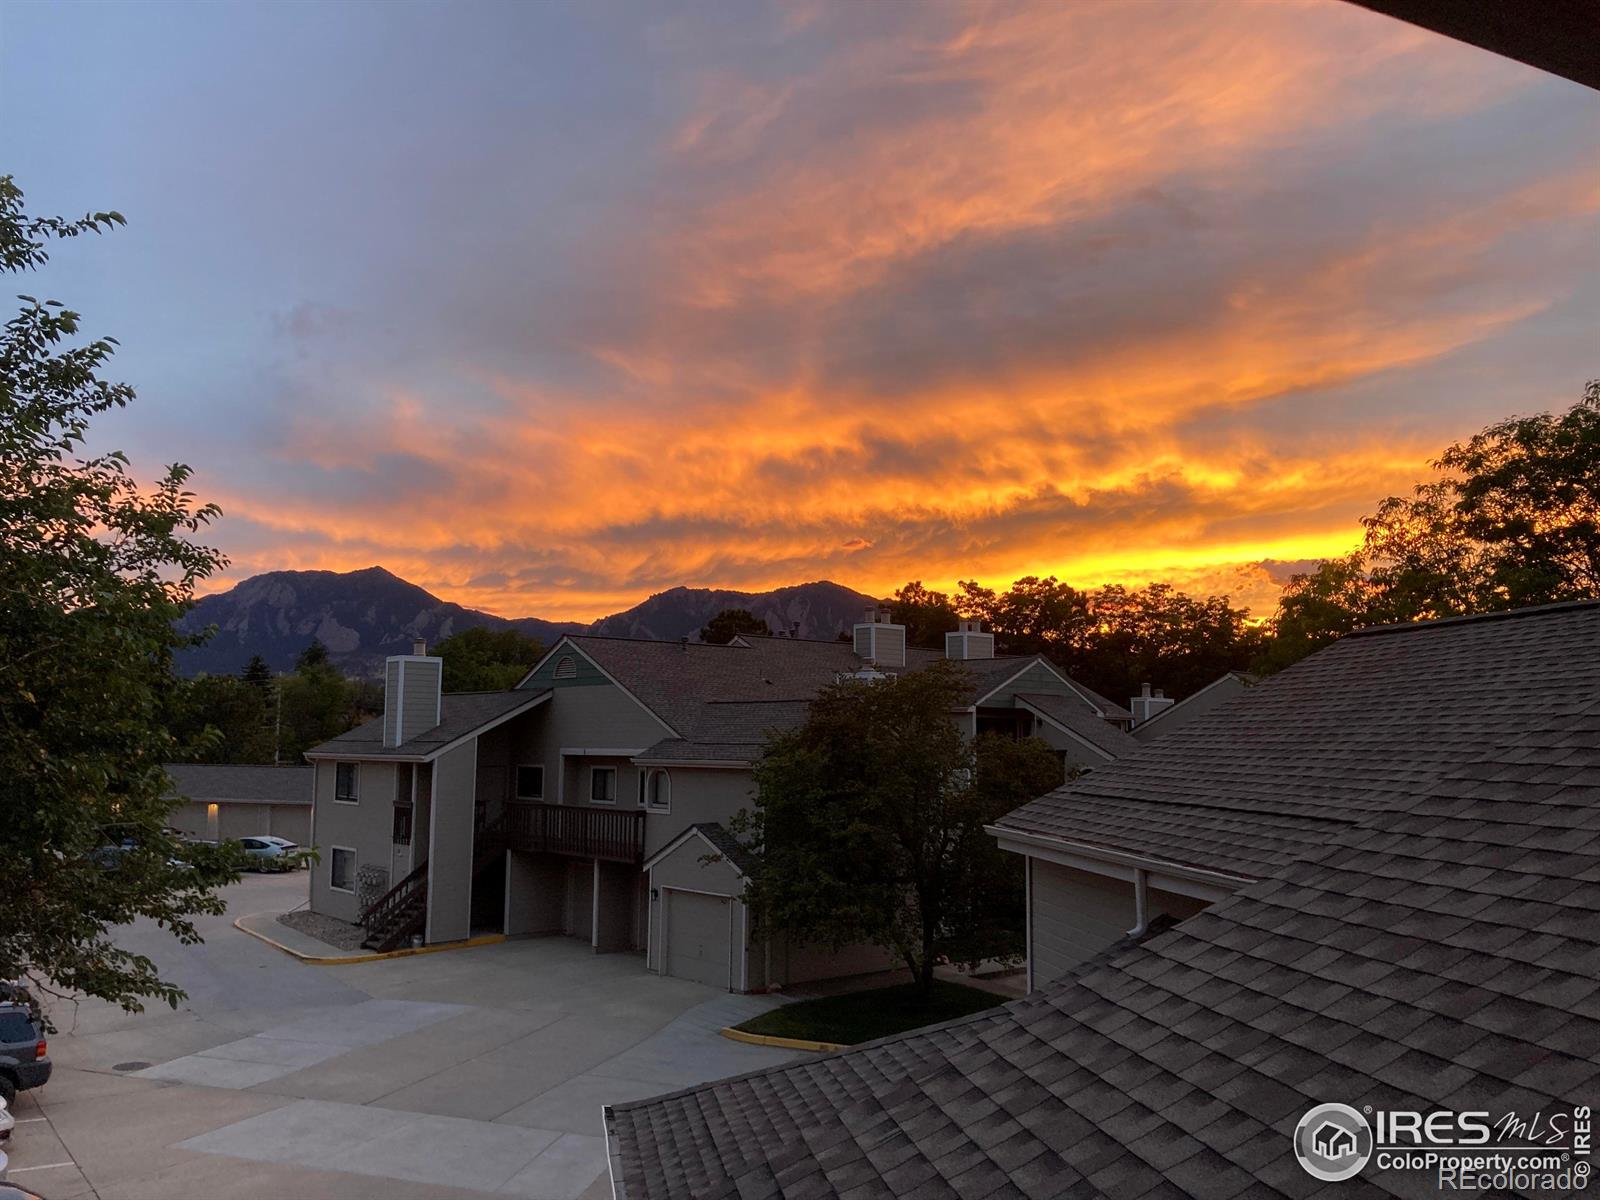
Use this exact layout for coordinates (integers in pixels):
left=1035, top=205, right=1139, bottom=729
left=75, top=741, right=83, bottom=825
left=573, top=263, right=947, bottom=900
left=7, top=1, right=1598, bottom=619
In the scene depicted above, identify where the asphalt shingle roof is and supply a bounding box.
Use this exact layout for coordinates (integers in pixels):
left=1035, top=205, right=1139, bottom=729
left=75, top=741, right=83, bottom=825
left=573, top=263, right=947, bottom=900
left=569, top=635, right=1119, bottom=765
left=1015, top=693, right=1139, bottom=760
left=162, top=763, right=312, bottom=804
left=610, top=688, right=1600, bottom=1199
left=304, top=689, right=550, bottom=760
left=995, top=601, right=1600, bottom=880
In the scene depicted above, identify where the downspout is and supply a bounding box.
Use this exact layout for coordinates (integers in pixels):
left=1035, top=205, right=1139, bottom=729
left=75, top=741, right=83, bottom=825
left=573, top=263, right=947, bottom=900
left=1126, top=868, right=1149, bottom=938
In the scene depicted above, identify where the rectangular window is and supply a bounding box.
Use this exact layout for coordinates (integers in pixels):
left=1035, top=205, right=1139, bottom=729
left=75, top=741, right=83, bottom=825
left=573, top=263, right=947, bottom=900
left=515, top=765, right=545, bottom=800
left=330, top=847, right=356, bottom=892
left=637, top=770, right=647, bottom=807
left=334, top=762, right=360, bottom=803
left=589, top=766, right=617, bottom=805
left=392, top=805, right=412, bottom=846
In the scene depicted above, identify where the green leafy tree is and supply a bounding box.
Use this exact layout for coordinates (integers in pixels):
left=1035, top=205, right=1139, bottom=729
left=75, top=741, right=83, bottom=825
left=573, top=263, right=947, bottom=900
left=163, top=674, right=276, bottom=763
left=699, top=607, right=770, bottom=644
left=277, top=650, right=358, bottom=764
left=889, top=581, right=962, bottom=649
left=957, top=575, right=1091, bottom=659
left=736, top=660, right=1060, bottom=999
left=1083, top=583, right=1262, bottom=702
left=0, top=176, right=239, bottom=1026
left=1258, top=384, right=1600, bottom=671
left=430, top=626, right=544, bottom=691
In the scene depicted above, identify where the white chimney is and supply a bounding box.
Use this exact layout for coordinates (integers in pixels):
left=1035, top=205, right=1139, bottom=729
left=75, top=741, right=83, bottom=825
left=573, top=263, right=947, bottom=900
left=1129, top=683, right=1175, bottom=726
left=852, top=607, right=906, bottom=669
left=383, top=647, right=443, bottom=748
left=945, top=618, right=994, bottom=660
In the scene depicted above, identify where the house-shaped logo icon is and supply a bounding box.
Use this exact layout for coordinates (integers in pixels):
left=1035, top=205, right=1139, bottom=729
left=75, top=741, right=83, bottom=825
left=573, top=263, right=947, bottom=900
left=1294, top=1103, right=1373, bottom=1181
left=1313, top=1121, right=1356, bottom=1160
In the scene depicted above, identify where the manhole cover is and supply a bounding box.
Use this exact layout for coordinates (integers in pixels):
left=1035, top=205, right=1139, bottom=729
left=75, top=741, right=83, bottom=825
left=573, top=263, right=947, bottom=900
left=112, top=1061, right=152, bottom=1072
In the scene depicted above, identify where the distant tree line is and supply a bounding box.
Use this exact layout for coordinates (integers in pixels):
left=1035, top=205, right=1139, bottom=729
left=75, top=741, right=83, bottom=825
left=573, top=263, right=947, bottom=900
left=162, top=626, right=546, bottom=764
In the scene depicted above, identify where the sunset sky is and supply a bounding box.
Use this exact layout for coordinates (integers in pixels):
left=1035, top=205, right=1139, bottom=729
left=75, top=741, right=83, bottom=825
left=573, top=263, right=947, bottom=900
left=5, top=1, right=1598, bottom=621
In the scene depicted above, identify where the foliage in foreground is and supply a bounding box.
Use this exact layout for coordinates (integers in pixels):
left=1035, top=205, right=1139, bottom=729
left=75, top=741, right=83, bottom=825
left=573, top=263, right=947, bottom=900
left=0, top=176, right=238, bottom=1026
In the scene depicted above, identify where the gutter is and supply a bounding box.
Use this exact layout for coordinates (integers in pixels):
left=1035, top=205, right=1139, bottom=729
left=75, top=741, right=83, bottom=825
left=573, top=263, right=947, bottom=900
left=602, top=1104, right=627, bottom=1200
left=986, top=824, right=1253, bottom=900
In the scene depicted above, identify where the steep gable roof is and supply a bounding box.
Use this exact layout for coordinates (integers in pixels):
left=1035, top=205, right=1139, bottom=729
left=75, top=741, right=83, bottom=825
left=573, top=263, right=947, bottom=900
left=609, top=696, right=1600, bottom=1199
left=995, top=601, right=1600, bottom=880
left=304, top=689, right=551, bottom=761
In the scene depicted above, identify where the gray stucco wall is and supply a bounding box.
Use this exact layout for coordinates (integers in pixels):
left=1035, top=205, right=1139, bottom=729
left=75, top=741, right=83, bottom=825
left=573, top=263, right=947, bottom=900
left=506, top=851, right=566, bottom=935
left=641, top=767, right=757, bottom=858
left=425, top=740, right=477, bottom=943
left=1029, top=858, right=1211, bottom=989
left=309, top=758, right=398, bottom=923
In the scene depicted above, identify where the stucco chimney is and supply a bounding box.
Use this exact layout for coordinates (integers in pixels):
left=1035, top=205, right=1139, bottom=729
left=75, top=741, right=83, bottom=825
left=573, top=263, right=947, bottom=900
left=1130, top=683, right=1175, bottom=726
left=852, top=607, right=906, bottom=669
left=383, top=647, right=443, bottom=748
left=945, top=618, right=995, bottom=660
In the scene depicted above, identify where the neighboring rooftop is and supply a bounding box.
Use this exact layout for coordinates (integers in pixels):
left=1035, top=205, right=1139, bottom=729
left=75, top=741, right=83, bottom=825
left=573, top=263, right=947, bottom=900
left=163, top=763, right=312, bottom=804
left=610, top=694, right=1600, bottom=1199
left=303, top=689, right=551, bottom=760
left=554, top=633, right=1123, bottom=763
left=995, top=600, right=1600, bottom=881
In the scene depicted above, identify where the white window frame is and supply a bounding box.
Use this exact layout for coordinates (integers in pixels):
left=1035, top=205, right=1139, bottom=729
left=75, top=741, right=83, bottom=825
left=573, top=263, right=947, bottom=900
left=515, top=764, right=545, bottom=800
left=334, top=761, right=360, bottom=805
left=329, top=845, right=357, bottom=893
left=589, top=765, right=618, bottom=805
left=646, top=768, right=671, bottom=814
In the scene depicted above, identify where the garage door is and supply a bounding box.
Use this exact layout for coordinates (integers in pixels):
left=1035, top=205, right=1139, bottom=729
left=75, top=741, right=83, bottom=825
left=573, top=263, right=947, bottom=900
left=665, top=891, right=731, bottom=989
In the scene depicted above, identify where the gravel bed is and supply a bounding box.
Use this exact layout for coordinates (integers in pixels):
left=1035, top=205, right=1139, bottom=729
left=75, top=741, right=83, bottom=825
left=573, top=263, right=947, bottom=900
left=276, top=909, right=368, bottom=951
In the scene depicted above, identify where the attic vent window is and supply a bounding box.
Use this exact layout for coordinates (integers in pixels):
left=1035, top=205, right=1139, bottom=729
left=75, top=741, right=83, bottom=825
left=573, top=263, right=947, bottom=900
left=554, top=656, right=577, bottom=680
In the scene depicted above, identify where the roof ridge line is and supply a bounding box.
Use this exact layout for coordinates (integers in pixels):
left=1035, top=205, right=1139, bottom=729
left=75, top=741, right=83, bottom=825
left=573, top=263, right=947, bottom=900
left=1347, top=597, right=1600, bottom=638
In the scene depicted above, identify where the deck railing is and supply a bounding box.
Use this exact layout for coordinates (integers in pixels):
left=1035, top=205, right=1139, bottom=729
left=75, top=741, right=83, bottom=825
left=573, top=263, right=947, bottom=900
left=504, top=801, right=645, bottom=864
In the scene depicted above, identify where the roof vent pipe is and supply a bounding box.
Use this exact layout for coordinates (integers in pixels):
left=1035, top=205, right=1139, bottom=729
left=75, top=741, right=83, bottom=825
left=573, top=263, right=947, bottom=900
left=412, top=638, right=427, bottom=656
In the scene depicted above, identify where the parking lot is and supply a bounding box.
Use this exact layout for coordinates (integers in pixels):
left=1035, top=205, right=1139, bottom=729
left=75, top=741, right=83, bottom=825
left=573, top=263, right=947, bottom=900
left=5, top=872, right=800, bottom=1199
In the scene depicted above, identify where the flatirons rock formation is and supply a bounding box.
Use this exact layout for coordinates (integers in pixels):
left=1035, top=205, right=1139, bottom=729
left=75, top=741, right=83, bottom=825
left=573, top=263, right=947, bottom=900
left=176, top=567, right=877, bottom=676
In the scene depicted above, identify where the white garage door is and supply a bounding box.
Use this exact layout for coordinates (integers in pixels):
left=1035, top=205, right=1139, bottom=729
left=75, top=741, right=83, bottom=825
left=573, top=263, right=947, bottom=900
left=665, top=891, right=731, bottom=990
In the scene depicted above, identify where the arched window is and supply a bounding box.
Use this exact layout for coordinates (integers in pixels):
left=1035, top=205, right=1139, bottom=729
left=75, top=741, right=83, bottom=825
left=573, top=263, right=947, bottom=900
left=646, top=769, right=671, bottom=813
left=553, top=655, right=577, bottom=680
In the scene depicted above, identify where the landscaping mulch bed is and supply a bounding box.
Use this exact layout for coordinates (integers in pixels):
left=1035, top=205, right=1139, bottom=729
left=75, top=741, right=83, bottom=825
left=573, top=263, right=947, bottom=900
left=276, top=909, right=368, bottom=951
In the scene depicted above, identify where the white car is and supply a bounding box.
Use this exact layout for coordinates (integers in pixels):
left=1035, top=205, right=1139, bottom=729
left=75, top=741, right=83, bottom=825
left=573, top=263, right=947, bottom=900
left=0, top=1094, right=13, bottom=1143
left=235, top=836, right=302, bottom=870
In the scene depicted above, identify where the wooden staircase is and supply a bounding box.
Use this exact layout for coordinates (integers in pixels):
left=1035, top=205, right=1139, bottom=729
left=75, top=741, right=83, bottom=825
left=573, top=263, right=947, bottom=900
left=359, top=860, right=428, bottom=952
left=357, top=817, right=509, bottom=952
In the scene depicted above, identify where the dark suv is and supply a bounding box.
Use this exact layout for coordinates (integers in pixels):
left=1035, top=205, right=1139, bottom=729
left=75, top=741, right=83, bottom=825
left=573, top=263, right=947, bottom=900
left=0, top=1004, right=50, bottom=1105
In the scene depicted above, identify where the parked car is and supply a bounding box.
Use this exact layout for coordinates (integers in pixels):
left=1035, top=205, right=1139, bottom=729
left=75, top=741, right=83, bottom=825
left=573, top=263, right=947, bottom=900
left=0, top=1094, right=13, bottom=1144
left=0, top=1005, right=49, bottom=1107
left=235, top=836, right=303, bottom=871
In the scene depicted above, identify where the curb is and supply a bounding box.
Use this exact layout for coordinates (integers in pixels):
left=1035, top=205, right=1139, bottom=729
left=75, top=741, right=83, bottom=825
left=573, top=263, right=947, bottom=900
left=719, top=1026, right=846, bottom=1053
left=233, top=915, right=506, bottom=965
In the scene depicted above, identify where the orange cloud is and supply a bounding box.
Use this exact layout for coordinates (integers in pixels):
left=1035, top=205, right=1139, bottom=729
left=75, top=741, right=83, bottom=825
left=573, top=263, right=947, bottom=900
left=187, top=0, right=1599, bottom=625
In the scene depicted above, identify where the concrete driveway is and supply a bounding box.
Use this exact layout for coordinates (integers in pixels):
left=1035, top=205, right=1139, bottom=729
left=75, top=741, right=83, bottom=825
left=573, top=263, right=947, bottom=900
left=6, top=872, right=801, bottom=1200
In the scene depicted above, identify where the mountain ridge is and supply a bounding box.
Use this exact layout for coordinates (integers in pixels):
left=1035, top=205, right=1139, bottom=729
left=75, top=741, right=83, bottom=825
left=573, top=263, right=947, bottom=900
left=176, top=567, right=879, bottom=676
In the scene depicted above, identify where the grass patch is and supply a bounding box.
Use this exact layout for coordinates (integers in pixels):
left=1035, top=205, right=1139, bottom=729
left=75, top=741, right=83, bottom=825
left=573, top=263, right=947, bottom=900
left=735, top=979, right=1008, bottom=1046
